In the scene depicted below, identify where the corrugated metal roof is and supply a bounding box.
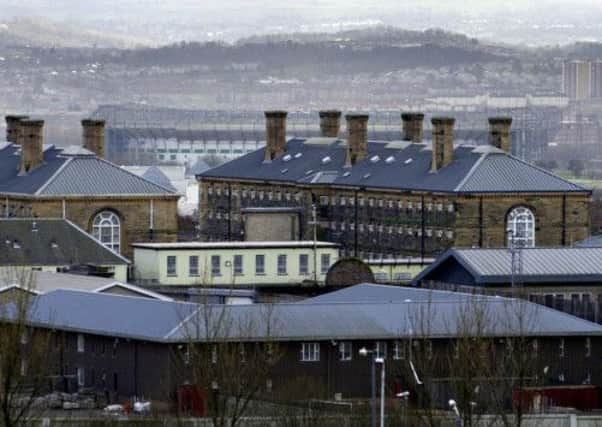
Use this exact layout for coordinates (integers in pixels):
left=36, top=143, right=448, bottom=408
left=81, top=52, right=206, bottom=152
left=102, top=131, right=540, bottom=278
left=0, top=143, right=177, bottom=197
left=0, top=218, right=129, bottom=266
left=200, top=138, right=587, bottom=194
left=16, top=285, right=602, bottom=343
left=141, top=166, right=178, bottom=192
left=414, top=247, right=602, bottom=285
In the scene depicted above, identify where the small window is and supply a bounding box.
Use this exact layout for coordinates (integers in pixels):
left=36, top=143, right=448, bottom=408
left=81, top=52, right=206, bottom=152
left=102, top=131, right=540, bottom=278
left=299, top=254, right=309, bottom=275
left=507, top=206, right=535, bottom=248
left=211, top=255, right=221, bottom=276
left=300, top=342, right=320, bottom=362
left=77, top=367, right=85, bottom=387
left=559, top=338, right=565, bottom=358
left=234, top=254, right=243, bottom=275
left=586, top=337, right=592, bottom=357
left=256, top=254, right=265, bottom=275
left=189, top=256, right=199, bottom=276
left=393, top=341, right=405, bottom=360
left=212, top=345, right=218, bottom=364
left=277, top=254, right=287, bottom=275
left=339, top=342, right=352, bottom=361
left=320, top=254, right=331, bottom=274
left=375, top=341, right=387, bottom=359
left=77, top=334, right=85, bottom=353
left=167, top=256, right=177, bottom=276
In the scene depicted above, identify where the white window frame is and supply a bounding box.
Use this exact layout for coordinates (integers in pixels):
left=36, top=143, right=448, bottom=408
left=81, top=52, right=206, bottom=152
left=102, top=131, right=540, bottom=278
left=255, top=254, right=265, bottom=275
left=277, top=254, right=287, bottom=275
left=211, top=255, right=221, bottom=276
left=299, top=254, right=309, bottom=275
left=507, top=206, right=535, bottom=248
left=300, top=342, right=320, bottom=362
left=167, top=256, right=177, bottom=277
left=375, top=341, right=387, bottom=359
left=393, top=341, right=404, bottom=360
left=320, top=254, right=331, bottom=274
left=233, top=254, right=243, bottom=275
left=77, top=334, right=85, bottom=353
left=189, top=255, right=199, bottom=277
left=339, top=342, right=352, bottom=361
left=92, top=211, right=120, bottom=253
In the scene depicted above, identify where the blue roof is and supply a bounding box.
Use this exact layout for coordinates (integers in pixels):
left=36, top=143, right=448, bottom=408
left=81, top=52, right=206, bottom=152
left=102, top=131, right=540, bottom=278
left=12, top=286, right=602, bottom=343
left=200, top=138, right=586, bottom=194
left=0, top=143, right=177, bottom=197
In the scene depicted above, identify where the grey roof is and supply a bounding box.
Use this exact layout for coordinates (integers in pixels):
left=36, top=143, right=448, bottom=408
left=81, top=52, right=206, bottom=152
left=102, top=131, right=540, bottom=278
left=413, top=247, right=602, bottom=285
left=199, top=138, right=586, bottom=194
left=575, top=235, right=602, bottom=248
left=0, top=271, right=170, bottom=301
left=0, top=218, right=130, bottom=266
left=188, top=158, right=211, bottom=176
left=0, top=143, right=177, bottom=197
left=141, top=166, right=178, bottom=192
left=13, top=285, right=602, bottom=344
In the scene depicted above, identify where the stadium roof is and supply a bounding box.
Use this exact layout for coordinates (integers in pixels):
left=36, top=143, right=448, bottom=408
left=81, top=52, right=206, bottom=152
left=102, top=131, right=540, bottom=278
left=199, top=138, right=586, bottom=194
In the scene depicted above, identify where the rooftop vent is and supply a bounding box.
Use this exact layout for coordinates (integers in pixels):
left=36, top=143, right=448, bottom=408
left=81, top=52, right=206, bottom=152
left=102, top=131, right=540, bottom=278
left=282, top=154, right=292, bottom=162
left=12, top=240, right=20, bottom=249
left=385, top=156, right=395, bottom=164
left=404, top=158, right=413, bottom=165
left=342, top=171, right=351, bottom=177
left=322, top=156, right=332, bottom=164
left=363, top=173, right=371, bottom=179
left=281, top=168, right=288, bottom=174
left=370, top=155, right=380, bottom=163
left=294, top=152, right=303, bottom=159
left=50, top=241, right=59, bottom=249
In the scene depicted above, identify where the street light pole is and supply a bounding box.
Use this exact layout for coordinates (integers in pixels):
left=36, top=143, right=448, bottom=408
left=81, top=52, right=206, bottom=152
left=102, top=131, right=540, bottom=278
left=371, top=356, right=376, bottom=427
left=377, top=357, right=385, bottom=427
left=360, top=347, right=386, bottom=427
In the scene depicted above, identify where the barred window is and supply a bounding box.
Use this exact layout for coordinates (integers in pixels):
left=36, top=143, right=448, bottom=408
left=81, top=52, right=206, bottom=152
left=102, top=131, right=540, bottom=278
left=507, top=206, right=535, bottom=248
left=92, top=211, right=120, bottom=253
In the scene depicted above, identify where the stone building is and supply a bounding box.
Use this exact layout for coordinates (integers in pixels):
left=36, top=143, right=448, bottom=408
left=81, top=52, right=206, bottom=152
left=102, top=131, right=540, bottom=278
left=1, top=116, right=179, bottom=259
left=197, top=111, right=591, bottom=259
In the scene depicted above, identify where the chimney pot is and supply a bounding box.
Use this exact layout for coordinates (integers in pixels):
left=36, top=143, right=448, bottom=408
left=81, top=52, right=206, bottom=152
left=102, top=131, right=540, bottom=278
left=345, top=114, right=369, bottom=167
left=264, top=111, right=287, bottom=162
left=431, top=117, right=455, bottom=172
left=19, top=119, right=44, bottom=174
left=488, top=117, right=512, bottom=153
left=319, top=110, right=342, bottom=137
left=5, top=115, right=29, bottom=144
left=81, top=119, right=106, bottom=158
left=401, top=112, right=424, bottom=142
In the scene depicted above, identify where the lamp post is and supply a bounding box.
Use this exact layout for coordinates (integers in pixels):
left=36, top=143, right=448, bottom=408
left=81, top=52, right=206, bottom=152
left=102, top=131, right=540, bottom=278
left=360, top=347, right=386, bottom=427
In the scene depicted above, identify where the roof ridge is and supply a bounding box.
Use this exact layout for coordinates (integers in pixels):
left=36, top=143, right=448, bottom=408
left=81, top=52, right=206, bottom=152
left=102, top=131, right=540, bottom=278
left=34, top=156, right=73, bottom=196
left=63, top=218, right=131, bottom=264
left=454, top=152, right=488, bottom=191
left=505, top=154, right=589, bottom=191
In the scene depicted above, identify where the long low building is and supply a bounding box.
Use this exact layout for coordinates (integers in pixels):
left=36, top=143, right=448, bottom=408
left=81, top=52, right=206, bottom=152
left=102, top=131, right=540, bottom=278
left=131, top=241, right=339, bottom=287
left=7, top=283, right=602, bottom=409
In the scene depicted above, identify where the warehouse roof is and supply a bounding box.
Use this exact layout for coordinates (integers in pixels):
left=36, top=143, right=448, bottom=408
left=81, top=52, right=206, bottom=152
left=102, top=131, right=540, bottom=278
left=10, top=284, right=602, bottom=343
left=0, top=143, right=177, bottom=197
left=413, top=247, right=602, bottom=286
left=0, top=218, right=129, bottom=266
left=199, top=138, right=586, bottom=194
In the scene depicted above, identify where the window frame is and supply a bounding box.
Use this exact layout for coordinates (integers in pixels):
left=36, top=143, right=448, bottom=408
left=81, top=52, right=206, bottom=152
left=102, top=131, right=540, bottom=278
left=211, top=255, right=221, bottom=277
left=506, top=206, right=536, bottom=248
left=255, top=254, right=265, bottom=275
left=277, top=254, right=287, bottom=275
left=233, top=254, right=243, bottom=275
left=189, top=255, right=200, bottom=277
left=339, top=341, right=352, bottom=361
left=77, top=334, right=85, bottom=353
left=166, top=255, right=177, bottom=277
left=92, top=211, right=121, bottom=253
left=320, top=253, right=331, bottom=274
left=300, top=342, right=320, bottom=362
left=299, top=254, right=309, bottom=275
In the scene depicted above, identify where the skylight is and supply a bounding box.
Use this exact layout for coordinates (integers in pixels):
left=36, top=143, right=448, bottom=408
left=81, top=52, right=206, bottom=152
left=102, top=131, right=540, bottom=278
left=370, top=155, right=380, bottom=163
left=385, top=156, right=395, bottom=164
left=342, top=171, right=351, bottom=177
left=306, top=170, right=314, bottom=175
left=294, top=152, right=303, bottom=159
left=282, top=154, right=292, bottom=162
left=322, top=156, right=331, bottom=164
left=404, top=158, right=413, bottom=165
left=281, top=168, right=288, bottom=174
left=363, top=173, right=371, bottom=179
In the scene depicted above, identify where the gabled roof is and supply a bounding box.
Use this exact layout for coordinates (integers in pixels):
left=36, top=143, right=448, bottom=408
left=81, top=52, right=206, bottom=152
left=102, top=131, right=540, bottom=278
left=413, top=247, right=602, bottom=286
left=141, top=166, right=178, bottom=192
left=0, top=218, right=130, bottom=266
left=199, top=138, right=586, bottom=194
left=0, top=271, right=171, bottom=301
left=0, top=143, right=177, bottom=197
left=11, top=285, right=602, bottom=344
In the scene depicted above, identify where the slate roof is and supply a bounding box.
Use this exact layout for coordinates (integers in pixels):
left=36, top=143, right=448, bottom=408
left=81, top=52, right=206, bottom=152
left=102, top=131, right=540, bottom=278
left=141, top=166, right=178, bottom=192
left=413, top=247, right=602, bottom=286
left=0, top=218, right=130, bottom=266
left=199, top=138, right=587, bottom=194
left=0, top=143, right=177, bottom=197
left=10, top=285, right=602, bottom=343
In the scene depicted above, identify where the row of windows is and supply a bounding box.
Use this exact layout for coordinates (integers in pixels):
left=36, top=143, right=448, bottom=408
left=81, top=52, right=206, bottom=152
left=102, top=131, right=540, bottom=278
left=326, top=221, right=454, bottom=238
left=206, top=187, right=303, bottom=202
left=299, top=338, right=593, bottom=362
left=319, top=196, right=455, bottom=212
left=166, top=253, right=332, bottom=277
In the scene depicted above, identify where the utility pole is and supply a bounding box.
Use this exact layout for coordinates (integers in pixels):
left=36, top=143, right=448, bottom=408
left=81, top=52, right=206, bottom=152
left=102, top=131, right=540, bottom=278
left=508, top=228, right=523, bottom=289
left=310, top=204, right=318, bottom=283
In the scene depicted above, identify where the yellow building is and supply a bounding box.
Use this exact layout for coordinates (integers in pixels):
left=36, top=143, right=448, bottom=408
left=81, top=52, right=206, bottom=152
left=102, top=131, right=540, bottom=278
left=367, top=257, right=434, bottom=284
left=132, top=241, right=340, bottom=287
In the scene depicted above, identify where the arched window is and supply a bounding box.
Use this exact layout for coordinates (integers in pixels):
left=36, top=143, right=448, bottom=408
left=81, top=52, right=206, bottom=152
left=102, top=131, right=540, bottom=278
left=506, top=206, right=535, bottom=248
left=92, top=211, right=120, bottom=253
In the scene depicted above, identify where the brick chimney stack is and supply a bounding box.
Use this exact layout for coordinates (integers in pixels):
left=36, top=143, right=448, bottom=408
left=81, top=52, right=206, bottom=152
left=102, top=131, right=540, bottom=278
left=5, top=115, right=29, bottom=143
left=345, top=114, right=369, bottom=167
left=488, top=117, right=513, bottom=153
left=82, top=119, right=106, bottom=158
left=19, top=119, right=44, bottom=174
left=431, top=117, right=455, bottom=172
left=264, top=111, right=287, bottom=162
left=401, top=112, right=424, bottom=142
left=319, top=110, right=342, bottom=137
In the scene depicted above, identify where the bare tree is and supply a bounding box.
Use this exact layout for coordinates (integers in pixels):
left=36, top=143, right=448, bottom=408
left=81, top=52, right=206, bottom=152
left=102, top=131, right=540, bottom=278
left=0, top=269, right=55, bottom=427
